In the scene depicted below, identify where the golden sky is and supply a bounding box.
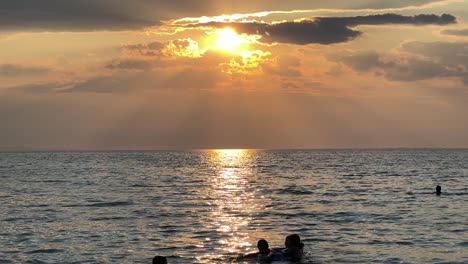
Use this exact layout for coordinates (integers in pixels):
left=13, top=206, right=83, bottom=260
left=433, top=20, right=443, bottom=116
left=1, top=0, right=468, bottom=149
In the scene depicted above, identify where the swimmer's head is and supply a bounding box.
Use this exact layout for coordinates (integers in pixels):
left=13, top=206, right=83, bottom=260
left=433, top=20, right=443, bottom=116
left=257, top=239, right=269, bottom=253
left=436, top=185, right=442, bottom=195
left=153, top=256, right=167, bottom=264
left=285, top=234, right=303, bottom=249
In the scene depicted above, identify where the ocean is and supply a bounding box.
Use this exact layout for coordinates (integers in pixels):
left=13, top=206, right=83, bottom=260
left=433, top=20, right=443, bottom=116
left=0, top=149, right=467, bottom=263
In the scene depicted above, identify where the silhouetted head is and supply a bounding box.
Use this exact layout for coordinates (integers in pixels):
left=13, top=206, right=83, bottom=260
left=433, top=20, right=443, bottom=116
left=285, top=234, right=304, bottom=249
left=436, top=185, right=442, bottom=195
left=153, top=255, right=167, bottom=264
left=257, top=239, right=270, bottom=254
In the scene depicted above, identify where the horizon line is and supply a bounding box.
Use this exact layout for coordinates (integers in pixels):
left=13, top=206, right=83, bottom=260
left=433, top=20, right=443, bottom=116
left=1, top=147, right=468, bottom=152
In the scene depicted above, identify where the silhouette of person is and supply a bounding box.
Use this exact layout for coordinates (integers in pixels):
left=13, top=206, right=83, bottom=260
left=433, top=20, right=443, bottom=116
left=267, top=234, right=304, bottom=261
left=283, top=234, right=304, bottom=260
left=244, top=239, right=271, bottom=258
left=436, top=185, right=442, bottom=196
left=153, top=255, right=167, bottom=264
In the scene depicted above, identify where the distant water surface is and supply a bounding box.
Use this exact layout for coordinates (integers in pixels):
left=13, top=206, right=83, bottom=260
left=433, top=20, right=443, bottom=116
left=0, top=149, right=467, bottom=263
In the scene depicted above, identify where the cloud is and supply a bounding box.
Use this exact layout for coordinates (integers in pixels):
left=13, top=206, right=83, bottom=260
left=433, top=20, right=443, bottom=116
left=402, top=41, right=468, bottom=67
left=383, top=57, right=455, bottom=81
left=199, top=14, right=456, bottom=45
left=122, top=39, right=202, bottom=59
left=340, top=51, right=385, bottom=71
left=337, top=43, right=468, bottom=84
left=123, top=42, right=165, bottom=57
left=8, top=68, right=224, bottom=94
left=441, top=28, right=468, bottom=36
left=8, top=83, right=69, bottom=93
left=0, top=0, right=159, bottom=31
left=0, top=1, right=452, bottom=32
left=68, top=70, right=222, bottom=92
left=261, top=55, right=302, bottom=77
left=111, top=38, right=271, bottom=75
left=0, top=64, right=50, bottom=76
left=108, top=39, right=206, bottom=71
left=105, top=59, right=153, bottom=71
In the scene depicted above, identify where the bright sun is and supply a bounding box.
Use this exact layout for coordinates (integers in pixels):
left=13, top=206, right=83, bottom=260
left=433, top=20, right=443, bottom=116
left=215, top=28, right=245, bottom=52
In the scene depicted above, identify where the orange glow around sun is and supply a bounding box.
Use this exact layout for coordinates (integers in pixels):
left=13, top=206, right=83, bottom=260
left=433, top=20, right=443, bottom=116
left=214, top=28, right=247, bottom=52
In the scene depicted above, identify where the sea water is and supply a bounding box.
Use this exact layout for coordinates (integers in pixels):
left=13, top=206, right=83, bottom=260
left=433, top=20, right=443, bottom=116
left=0, top=149, right=467, bottom=263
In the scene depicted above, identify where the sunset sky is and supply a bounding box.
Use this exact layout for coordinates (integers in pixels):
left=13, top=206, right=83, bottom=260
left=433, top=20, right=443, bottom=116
left=1, top=0, right=468, bottom=150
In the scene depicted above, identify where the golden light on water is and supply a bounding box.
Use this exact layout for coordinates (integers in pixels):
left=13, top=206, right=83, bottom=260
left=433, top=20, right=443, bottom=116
left=213, top=149, right=246, bottom=158
left=197, top=149, right=261, bottom=261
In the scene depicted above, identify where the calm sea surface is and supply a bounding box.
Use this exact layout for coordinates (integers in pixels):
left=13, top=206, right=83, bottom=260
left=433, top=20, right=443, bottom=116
left=0, top=150, right=467, bottom=263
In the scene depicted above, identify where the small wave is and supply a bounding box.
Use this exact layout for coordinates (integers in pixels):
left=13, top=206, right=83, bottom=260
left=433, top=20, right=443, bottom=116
left=3, top=217, right=23, bottom=222
left=275, top=185, right=314, bottom=195
left=450, top=229, right=466, bottom=233
left=87, top=201, right=133, bottom=207
left=1, top=250, right=20, bottom=254
left=457, top=241, right=468, bottom=246
left=24, top=204, right=50, bottom=208
left=89, top=216, right=128, bottom=221
left=395, top=241, right=414, bottom=245
left=130, top=184, right=155, bottom=188
left=3, top=217, right=39, bottom=222
left=26, top=249, right=65, bottom=254
left=63, top=201, right=133, bottom=208
left=25, top=260, right=50, bottom=264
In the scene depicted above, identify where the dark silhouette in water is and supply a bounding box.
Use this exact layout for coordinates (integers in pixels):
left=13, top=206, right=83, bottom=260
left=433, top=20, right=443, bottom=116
left=436, top=185, right=442, bottom=196
left=267, top=234, right=304, bottom=261
left=284, top=234, right=304, bottom=260
left=153, top=256, right=167, bottom=264
left=244, top=239, right=271, bottom=258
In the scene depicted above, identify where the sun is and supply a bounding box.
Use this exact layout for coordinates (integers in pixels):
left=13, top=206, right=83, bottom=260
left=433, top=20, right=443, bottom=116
left=214, top=28, right=245, bottom=52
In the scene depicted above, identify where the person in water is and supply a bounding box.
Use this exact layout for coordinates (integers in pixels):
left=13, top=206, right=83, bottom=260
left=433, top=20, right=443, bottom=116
left=436, top=185, right=442, bottom=196
left=268, top=234, right=304, bottom=261
left=244, top=239, right=271, bottom=258
left=152, top=255, right=167, bottom=264
left=283, top=234, right=304, bottom=260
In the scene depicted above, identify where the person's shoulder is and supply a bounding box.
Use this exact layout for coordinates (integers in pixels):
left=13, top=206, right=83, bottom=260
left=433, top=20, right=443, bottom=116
left=243, top=252, right=260, bottom=258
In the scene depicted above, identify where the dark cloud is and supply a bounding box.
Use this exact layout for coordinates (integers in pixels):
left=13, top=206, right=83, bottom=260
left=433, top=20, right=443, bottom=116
left=65, top=70, right=222, bottom=93
left=200, top=14, right=456, bottom=45
left=0, top=1, right=161, bottom=31
left=383, top=57, right=454, bottom=81
left=106, top=59, right=153, bottom=70
left=8, top=83, right=68, bottom=93
left=123, top=42, right=165, bottom=57
left=340, top=51, right=385, bottom=71
left=0, top=64, right=49, bottom=76
left=111, top=40, right=204, bottom=70
left=403, top=41, right=468, bottom=67
left=0, top=1, right=451, bottom=32
left=441, top=28, right=468, bottom=36
left=8, top=69, right=223, bottom=94
left=63, top=75, right=145, bottom=93
left=338, top=45, right=468, bottom=84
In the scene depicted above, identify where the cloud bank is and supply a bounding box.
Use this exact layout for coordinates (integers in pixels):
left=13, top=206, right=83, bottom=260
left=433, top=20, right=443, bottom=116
left=442, top=28, right=468, bottom=36
left=337, top=41, right=468, bottom=84
left=0, top=64, right=50, bottom=76
left=0, top=0, right=452, bottom=31
left=199, top=14, right=456, bottom=45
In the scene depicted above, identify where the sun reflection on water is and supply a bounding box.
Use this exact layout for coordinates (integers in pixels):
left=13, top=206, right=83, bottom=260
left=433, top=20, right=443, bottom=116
left=196, top=149, right=261, bottom=262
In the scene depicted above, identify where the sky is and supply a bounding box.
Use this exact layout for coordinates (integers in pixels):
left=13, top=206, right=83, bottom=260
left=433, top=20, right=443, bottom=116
left=1, top=0, right=468, bottom=150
